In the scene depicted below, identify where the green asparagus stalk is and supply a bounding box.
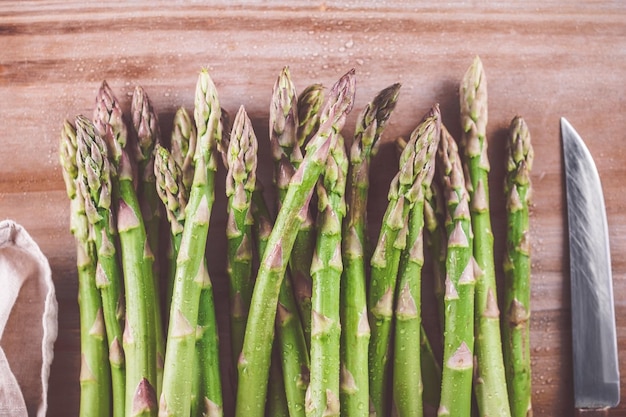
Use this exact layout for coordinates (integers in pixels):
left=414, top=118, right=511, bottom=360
left=270, top=66, right=303, bottom=176
left=160, top=69, right=222, bottom=416
left=340, top=83, right=400, bottom=417
left=164, top=107, right=197, bottom=323
left=94, top=81, right=159, bottom=416
left=131, top=85, right=162, bottom=271
left=297, top=83, right=325, bottom=148
left=275, top=270, right=310, bottom=417
left=502, top=116, right=533, bottom=417
left=392, top=111, right=441, bottom=417
left=459, top=56, right=511, bottom=417
left=94, top=81, right=127, bottom=170
left=131, top=86, right=166, bottom=399
left=192, top=262, right=223, bottom=417
left=306, top=131, right=348, bottom=417
left=250, top=182, right=272, bottom=279
left=155, top=142, right=188, bottom=328
left=185, top=105, right=224, bottom=417
left=424, top=179, right=447, bottom=334
left=268, top=67, right=313, bottom=417
left=154, top=143, right=188, bottom=245
left=392, top=136, right=443, bottom=411
left=60, top=120, right=112, bottom=417
left=266, top=345, right=290, bottom=417
left=236, top=69, right=356, bottom=417
left=252, top=180, right=310, bottom=417
left=270, top=67, right=317, bottom=351
left=155, top=144, right=222, bottom=417
left=225, top=105, right=258, bottom=377
left=75, top=116, right=126, bottom=417
left=367, top=105, right=440, bottom=417
left=250, top=186, right=291, bottom=417
left=437, top=126, right=475, bottom=417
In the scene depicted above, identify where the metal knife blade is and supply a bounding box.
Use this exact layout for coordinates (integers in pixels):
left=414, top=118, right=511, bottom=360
left=561, top=117, right=620, bottom=411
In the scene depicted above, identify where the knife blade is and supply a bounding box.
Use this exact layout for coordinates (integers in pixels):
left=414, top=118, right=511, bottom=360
left=561, top=117, right=620, bottom=414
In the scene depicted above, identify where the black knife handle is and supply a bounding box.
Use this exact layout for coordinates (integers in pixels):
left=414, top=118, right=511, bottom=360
left=575, top=408, right=609, bottom=417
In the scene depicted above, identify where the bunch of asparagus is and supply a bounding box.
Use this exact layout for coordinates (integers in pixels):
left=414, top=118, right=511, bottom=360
left=60, top=56, right=533, bottom=417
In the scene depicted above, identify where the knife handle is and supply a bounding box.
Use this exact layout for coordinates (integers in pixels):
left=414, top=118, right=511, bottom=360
left=575, top=408, right=609, bottom=417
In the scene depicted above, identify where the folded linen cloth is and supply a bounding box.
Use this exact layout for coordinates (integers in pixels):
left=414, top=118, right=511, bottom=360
left=0, top=220, right=57, bottom=417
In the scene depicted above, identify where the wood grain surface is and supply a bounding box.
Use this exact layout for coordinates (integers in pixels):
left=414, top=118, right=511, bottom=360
left=1, top=2, right=625, bottom=416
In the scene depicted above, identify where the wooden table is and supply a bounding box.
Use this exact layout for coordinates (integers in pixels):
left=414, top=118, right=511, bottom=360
left=1, top=2, right=625, bottom=415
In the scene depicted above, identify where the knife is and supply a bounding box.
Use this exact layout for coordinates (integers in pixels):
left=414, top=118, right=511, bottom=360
left=561, top=117, right=620, bottom=416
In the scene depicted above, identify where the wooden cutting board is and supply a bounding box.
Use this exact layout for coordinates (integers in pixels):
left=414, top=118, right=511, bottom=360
left=1, top=2, right=625, bottom=416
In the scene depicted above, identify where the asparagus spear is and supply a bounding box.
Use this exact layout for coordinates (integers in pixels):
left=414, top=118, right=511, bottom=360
left=275, top=270, right=311, bottom=417
left=155, top=143, right=223, bottom=417
left=270, top=66, right=303, bottom=176
left=192, top=262, right=223, bottom=417
left=396, top=135, right=447, bottom=331
left=75, top=116, right=126, bottom=417
left=306, top=131, right=348, bottom=417
left=459, top=56, right=511, bottom=416
left=297, top=83, right=325, bottom=148
left=155, top=141, right=186, bottom=328
left=424, top=178, right=447, bottom=333
left=194, top=104, right=226, bottom=417
left=155, top=143, right=188, bottom=255
left=502, top=116, right=533, bottom=417
left=162, top=107, right=197, bottom=326
left=171, top=106, right=198, bottom=192
left=162, top=107, right=196, bottom=328
left=160, top=69, right=222, bottom=417
left=268, top=67, right=313, bottom=417
left=60, top=120, right=112, bottom=417
left=367, top=105, right=440, bottom=417
left=394, top=136, right=443, bottom=411
left=94, top=80, right=127, bottom=170
left=270, top=67, right=316, bottom=351
left=236, top=69, right=356, bottom=417
left=340, top=83, right=400, bottom=417
left=225, top=105, right=258, bottom=379
left=249, top=186, right=291, bottom=417
left=392, top=111, right=441, bottom=417
left=252, top=179, right=310, bottom=417
left=437, top=126, right=475, bottom=417
left=131, top=85, right=162, bottom=272
left=131, top=86, right=166, bottom=399
left=94, top=81, right=159, bottom=416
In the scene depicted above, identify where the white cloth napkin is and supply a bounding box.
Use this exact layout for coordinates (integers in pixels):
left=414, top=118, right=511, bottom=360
left=0, top=220, right=57, bottom=417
